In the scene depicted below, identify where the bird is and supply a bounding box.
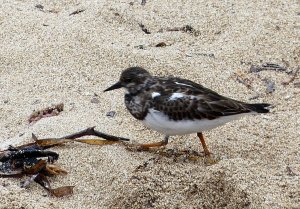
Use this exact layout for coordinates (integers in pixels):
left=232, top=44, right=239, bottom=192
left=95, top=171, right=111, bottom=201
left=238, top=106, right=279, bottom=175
left=104, top=67, right=270, bottom=155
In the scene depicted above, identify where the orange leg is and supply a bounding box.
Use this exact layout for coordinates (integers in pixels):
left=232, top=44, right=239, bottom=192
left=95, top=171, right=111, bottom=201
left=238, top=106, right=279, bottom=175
left=197, top=132, right=210, bottom=156
left=139, top=136, right=169, bottom=150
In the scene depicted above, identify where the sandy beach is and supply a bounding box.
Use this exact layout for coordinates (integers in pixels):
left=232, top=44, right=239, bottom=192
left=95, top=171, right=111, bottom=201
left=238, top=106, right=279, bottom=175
left=0, top=0, right=299, bottom=208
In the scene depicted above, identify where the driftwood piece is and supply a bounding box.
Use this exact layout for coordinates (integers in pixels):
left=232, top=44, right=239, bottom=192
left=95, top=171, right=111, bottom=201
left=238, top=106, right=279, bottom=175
left=58, top=126, right=129, bottom=141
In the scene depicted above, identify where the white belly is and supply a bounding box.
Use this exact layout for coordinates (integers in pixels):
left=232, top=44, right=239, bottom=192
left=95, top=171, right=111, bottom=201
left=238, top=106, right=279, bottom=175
left=142, top=108, right=250, bottom=136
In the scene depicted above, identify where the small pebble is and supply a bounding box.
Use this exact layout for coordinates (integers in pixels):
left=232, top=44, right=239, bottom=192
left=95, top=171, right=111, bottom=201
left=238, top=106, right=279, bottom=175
left=35, top=4, right=44, bottom=10
left=155, top=42, right=167, bottom=47
left=106, top=111, right=116, bottom=118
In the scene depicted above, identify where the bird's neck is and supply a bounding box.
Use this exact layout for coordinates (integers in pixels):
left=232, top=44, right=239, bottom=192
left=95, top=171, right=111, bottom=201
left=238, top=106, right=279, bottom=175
left=127, top=77, right=156, bottom=96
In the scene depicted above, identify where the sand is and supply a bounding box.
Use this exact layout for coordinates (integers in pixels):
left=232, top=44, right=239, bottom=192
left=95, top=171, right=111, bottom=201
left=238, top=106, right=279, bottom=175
left=0, top=0, right=299, bottom=208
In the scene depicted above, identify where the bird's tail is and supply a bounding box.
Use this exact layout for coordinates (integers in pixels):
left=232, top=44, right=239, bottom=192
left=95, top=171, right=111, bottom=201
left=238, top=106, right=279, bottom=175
left=247, top=103, right=271, bottom=113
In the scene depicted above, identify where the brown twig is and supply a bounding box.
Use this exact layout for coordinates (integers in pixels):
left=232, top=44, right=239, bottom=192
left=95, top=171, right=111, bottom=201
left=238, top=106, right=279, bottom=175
left=1, top=127, right=130, bottom=152
left=59, top=127, right=130, bottom=141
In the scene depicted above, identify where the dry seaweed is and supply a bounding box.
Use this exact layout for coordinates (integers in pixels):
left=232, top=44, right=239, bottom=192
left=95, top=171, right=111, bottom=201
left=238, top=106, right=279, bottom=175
left=28, top=103, right=64, bottom=124
left=0, top=144, right=67, bottom=197
left=0, top=127, right=129, bottom=197
left=0, top=147, right=59, bottom=176
left=0, top=147, right=69, bottom=196
left=34, top=173, right=74, bottom=197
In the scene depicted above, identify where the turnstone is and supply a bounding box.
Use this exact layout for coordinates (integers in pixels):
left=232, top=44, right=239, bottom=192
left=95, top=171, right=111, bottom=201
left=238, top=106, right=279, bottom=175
left=104, top=67, right=270, bottom=155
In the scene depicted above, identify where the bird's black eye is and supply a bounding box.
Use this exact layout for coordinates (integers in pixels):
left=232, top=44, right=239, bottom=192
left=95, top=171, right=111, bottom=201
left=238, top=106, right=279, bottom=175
left=123, top=77, right=132, bottom=83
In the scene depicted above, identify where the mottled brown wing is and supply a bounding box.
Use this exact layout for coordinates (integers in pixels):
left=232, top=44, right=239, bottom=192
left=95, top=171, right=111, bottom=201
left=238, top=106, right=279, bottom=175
left=151, top=78, right=252, bottom=121
left=158, top=77, right=228, bottom=100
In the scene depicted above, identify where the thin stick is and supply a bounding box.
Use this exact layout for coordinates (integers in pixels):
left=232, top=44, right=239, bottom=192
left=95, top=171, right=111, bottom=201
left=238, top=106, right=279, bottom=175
left=59, top=127, right=130, bottom=141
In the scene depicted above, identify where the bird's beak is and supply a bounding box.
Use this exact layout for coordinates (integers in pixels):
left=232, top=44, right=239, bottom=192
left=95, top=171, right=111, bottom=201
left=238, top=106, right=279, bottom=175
left=104, top=81, right=123, bottom=92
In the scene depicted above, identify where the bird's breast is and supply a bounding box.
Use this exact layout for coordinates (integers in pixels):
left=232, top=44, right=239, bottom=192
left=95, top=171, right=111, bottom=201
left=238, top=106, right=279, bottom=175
left=124, top=93, right=148, bottom=120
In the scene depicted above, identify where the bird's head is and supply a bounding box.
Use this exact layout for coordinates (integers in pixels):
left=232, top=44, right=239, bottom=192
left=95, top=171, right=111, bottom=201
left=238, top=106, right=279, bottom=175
left=104, top=67, right=151, bottom=94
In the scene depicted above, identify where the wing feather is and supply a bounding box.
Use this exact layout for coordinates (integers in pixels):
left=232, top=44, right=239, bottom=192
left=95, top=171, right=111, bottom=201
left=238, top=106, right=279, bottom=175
left=150, top=77, right=252, bottom=121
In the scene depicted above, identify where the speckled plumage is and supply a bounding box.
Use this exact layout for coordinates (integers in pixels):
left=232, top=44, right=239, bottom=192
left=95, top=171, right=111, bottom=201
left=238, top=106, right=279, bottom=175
left=115, top=67, right=270, bottom=122
left=104, top=67, right=270, bottom=151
